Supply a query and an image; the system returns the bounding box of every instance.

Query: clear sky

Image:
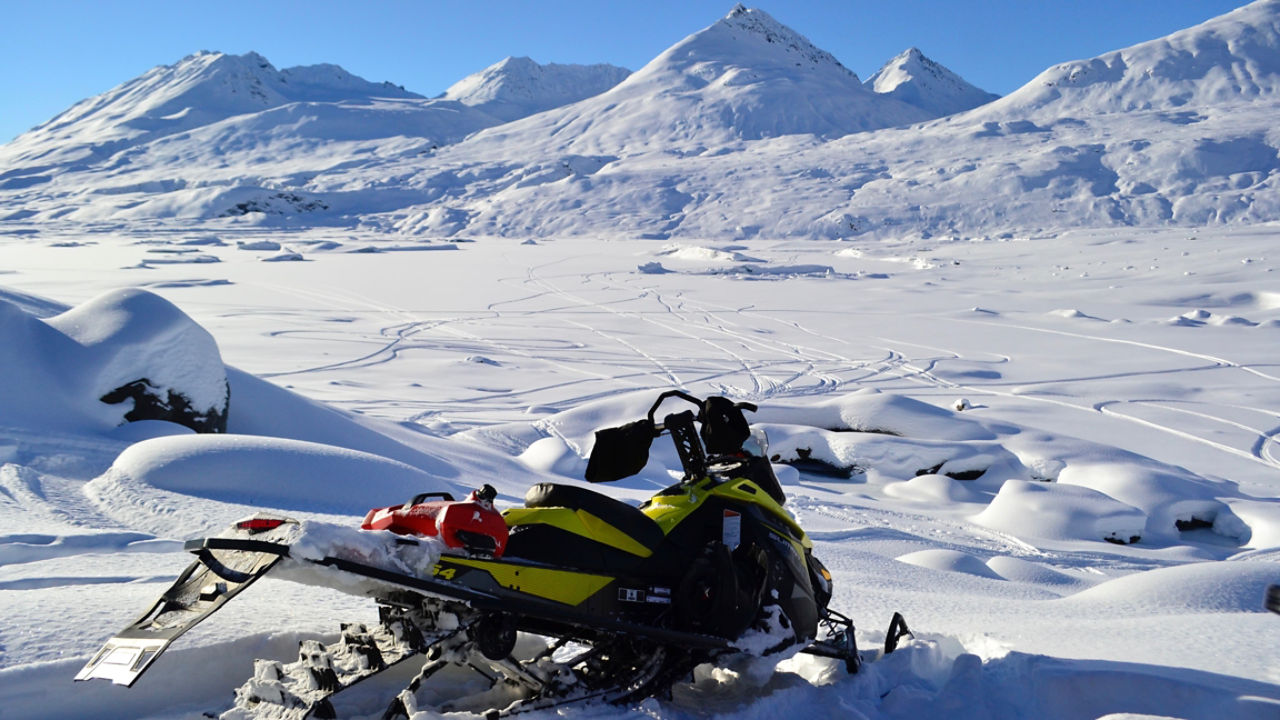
[0,0,1251,143]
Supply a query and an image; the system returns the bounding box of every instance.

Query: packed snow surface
[1,2,1280,720]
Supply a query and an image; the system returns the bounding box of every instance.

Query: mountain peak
[711,5,853,76]
[866,47,999,116]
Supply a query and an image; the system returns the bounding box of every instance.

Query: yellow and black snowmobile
[76,391,909,718]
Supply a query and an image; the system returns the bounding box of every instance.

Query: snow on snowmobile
[76,390,910,718]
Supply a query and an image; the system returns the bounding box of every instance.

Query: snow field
[0,223,1276,719]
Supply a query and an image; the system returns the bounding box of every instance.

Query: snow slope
[978,0,1280,120]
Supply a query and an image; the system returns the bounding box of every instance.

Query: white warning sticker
[722,509,741,551]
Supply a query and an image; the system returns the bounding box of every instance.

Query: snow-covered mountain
[982,0,1280,119]
[0,51,423,168]
[465,5,935,155]
[442,56,631,122]
[377,0,1280,238]
[0,51,634,223]
[866,47,999,116]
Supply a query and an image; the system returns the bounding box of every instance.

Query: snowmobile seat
[501,483,666,574]
[523,483,664,552]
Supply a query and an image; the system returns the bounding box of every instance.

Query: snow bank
[225,367,462,480]
[755,390,995,442]
[1057,560,1278,614]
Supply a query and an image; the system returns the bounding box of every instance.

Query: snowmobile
[76,390,910,718]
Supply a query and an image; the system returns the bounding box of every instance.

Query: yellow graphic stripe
[446,557,613,606]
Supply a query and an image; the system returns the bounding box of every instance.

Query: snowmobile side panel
[641,477,791,535]
[439,556,615,606]
[316,553,730,650]
[708,479,810,549]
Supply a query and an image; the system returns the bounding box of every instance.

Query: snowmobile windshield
[741,428,769,458]
[736,429,785,506]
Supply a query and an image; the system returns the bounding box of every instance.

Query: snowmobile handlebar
[585,391,757,484]
[645,390,757,430]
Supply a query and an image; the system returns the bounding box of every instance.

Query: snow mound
[985,555,1083,586]
[657,244,763,262]
[223,367,462,479]
[518,436,586,478]
[0,288,227,434]
[763,412,1009,481]
[896,548,1003,579]
[755,389,995,441]
[1058,462,1247,542]
[884,473,985,503]
[86,434,453,538]
[973,480,1147,544]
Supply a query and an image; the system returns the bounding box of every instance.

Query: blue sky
[0,0,1250,143]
